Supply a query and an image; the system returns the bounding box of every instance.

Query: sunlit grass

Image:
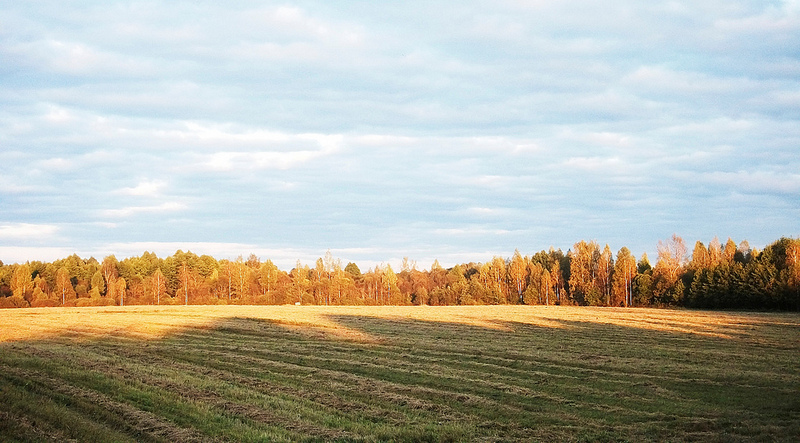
[1,306,798,441]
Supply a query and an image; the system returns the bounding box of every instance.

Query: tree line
[0,236,798,310]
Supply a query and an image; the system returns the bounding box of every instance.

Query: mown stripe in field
[0,347,309,442]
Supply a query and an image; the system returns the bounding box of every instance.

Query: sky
[1,1,799,270]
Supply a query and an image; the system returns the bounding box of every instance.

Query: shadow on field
[1,308,799,442]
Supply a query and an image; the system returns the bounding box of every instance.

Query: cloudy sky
[1,1,798,270]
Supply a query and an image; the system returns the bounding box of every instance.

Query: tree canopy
[1,236,798,310]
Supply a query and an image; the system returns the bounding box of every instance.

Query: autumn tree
[218,260,234,301]
[345,262,361,278]
[653,234,687,304]
[232,256,253,302]
[722,238,738,264]
[708,237,722,267]
[691,241,710,271]
[291,261,310,304]
[444,265,467,305]
[178,262,192,305]
[329,261,356,305]
[736,240,753,263]
[597,245,614,305]
[612,247,636,307]
[474,261,500,304]
[246,253,260,269]
[569,240,601,305]
[384,264,404,304]
[309,258,322,304]
[508,250,527,303]
[101,255,119,301]
[787,239,800,308]
[257,259,280,301]
[550,261,564,304]
[522,262,538,305]
[90,270,105,299]
[147,268,167,305]
[488,256,510,303]
[30,275,50,306]
[56,266,76,305]
[10,263,33,304]
[115,277,127,306]
[541,267,553,305]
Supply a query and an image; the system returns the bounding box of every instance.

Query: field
[0,306,798,442]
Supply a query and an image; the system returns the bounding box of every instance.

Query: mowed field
[0,306,798,442]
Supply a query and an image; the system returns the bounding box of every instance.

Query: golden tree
[691,241,709,270]
[612,247,636,307]
[11,263,33,302]
[147,268,167,305]
[508,250,527,303]
[569,240,601,305]
[597,244,614,305]
[56,266,76,305]
[653,234,687,303]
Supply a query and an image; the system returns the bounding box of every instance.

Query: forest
[1,236,798,310]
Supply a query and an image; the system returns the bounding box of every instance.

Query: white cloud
[200,149,329,172]
[0,223,59,240]
[39,157,76,172]
[0,246,76,265]
[465,207,512,217]
[622,66,759,98]
[8,39,157,77]
[116,180,166,197]
[99,202,187,218]
[249,6,363,45]
[713,3,800,34]
[563,156,626,172]
[0,177,39,194]
[699,171,800,194]
[434,227,514,236]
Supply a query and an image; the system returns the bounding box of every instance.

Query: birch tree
[56,266,76,305]
[149,268,167,305]
[597,244,613,305]
[612,247,636,307]
[508,250,527,303]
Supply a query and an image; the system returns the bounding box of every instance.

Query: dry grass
[1,305,798,441]
[0,304,782,342]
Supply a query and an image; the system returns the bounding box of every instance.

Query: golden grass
[1,304,792,343]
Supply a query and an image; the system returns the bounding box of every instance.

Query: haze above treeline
[2,235,798,311]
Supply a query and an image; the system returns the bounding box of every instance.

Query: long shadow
[0,308,798,442]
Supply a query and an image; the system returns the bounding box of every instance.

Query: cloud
[99,202,187,218]
[6,38,158,78]
[433,227,514,236]
[199,148,332,172]
[0,223,59,240]
[622,66,759,99]
[116,180,166,197]
[694,170,800,195]
[563,156,626,172]
[38,157,76,172]
[0,177,39,194]
[0,247,76,265]
[0,1,797,268]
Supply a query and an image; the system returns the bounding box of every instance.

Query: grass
[0,305,798,442]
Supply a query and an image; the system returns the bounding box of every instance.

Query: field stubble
[0,305,798,442]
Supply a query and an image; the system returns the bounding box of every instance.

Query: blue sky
[1,1,799,270]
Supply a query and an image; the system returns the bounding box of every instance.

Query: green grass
[0,306,798,441]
